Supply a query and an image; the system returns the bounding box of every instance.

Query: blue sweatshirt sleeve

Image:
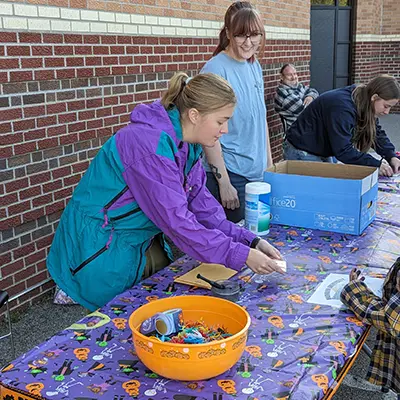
[122,154,250,271]
[326,106,381,167]
[374,119,397,161]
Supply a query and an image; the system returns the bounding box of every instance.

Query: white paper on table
[306,273,384,308]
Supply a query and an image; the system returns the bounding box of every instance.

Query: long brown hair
[213,2,265,63]
[161,72,236,114]
[213,1,253,57]
[352,74,400,152]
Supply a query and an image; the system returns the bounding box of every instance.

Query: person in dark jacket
[283,74,400,177]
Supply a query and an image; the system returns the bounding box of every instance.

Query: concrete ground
[1,115,399,399]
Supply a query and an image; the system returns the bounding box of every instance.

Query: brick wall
[352,0,400,112]
[0,0,311,312]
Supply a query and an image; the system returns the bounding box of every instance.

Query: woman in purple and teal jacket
[47,72,283,311]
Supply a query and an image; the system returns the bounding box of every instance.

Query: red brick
[0,131,16,145]
[87,119,103,129]
[75,45,93,55]
[29,171,51,185]
[112,66,127,75]
[84,35,100,44]
[35,70,56,80]
[15,266,36,282]
[1,192,18,207]
[0,122,12,135]
[6,178,29,193]
[0,58,19,69]
[87,98,103,108]
[45,201,65,215]
[78,130,96,141]
[64,34,83,44]
[47,103,67,114]
[7,46,31,56]
[8,200,31,216]
[7,282,27,297]
[24,105,46,118]
[25,249,46,266]
[14,142,37,156]
[0,33,17,43]
[24,128,46,142]
[0,146,13,158]
[85,56,102,66]
[38,138,59,150]
[13,119,36,132]
[13,243,36,260]
[78,110,95,120]
[27,271,49,288]
[43,33,63,43]
[52,166,72,179]
[72,161,90,173]
[56,69,76,79]
[22,207,45,223]
[54,187,73,200]
[0,253,12,266]
[76,68,94,78]
[9,70,33,82]
[47,125,67,137]
[0,276,14,291]
[0,108,22,122]
[104,97,118,106]
[127,66,140,74]
[20,186,42,200]
[95,67,111,76]
[68,121,85,133]
[32,45,53,56]
[64,174,81,186]
[1,260,24,278]
[67,100,85,111]
[37,115,57,128]
[45,58,65,68]
[32,193,53,207]
[58,112,77,124]
[93,46,110,55]
[43,180,63,193]
[60,133,78,145]
[54,45,74,55]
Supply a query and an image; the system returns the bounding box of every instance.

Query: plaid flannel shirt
[274,83,319,129]
[341,259,400,392]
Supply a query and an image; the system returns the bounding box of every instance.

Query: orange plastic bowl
[129,295,250,381]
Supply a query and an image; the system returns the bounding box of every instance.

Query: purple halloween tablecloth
[1,182,400,400]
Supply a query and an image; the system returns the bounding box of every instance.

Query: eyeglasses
[233,33,263,45]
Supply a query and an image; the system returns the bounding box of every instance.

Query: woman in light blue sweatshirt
[201,2,272,223]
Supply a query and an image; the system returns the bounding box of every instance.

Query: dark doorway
[310,0,353,93]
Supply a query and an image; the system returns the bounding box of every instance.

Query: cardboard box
[264,161,378,235]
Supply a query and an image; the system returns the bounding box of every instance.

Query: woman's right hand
[246,248,286,275]
[379,159,394,177]
[218,180,240,210]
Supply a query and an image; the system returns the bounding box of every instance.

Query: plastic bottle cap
[245,182,271,195]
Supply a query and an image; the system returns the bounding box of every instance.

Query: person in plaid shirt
[274,64,319,130]
[341,260,400,396]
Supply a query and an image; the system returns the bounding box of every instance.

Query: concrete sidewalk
[1,114,399,399]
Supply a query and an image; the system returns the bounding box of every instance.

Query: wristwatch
[250,236,262,249]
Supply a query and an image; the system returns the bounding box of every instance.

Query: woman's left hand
[349,268,365,282]
[390,157,400,174]
[256,238,283,260]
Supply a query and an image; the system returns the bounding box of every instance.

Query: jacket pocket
[70,245,108,276]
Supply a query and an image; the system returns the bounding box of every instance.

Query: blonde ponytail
[161,72,236,115]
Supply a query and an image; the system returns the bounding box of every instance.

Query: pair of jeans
[206,170,250,223]
[283,139,336,163]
